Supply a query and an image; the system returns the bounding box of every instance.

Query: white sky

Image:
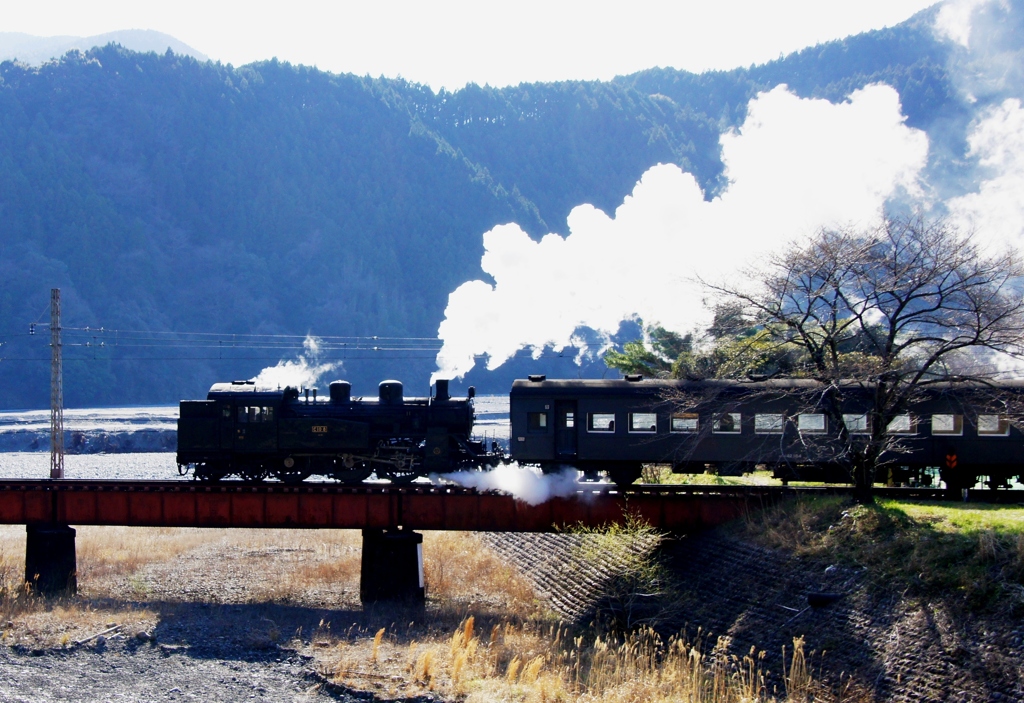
[3,0,938,90]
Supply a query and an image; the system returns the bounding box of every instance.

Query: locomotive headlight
[283,457,295,468]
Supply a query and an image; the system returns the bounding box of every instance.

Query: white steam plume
[931,0,1024,251]
[932,0,1023,102]
[934,0,992,48]
[251,335,339,390]
[435,84,928,379]
[947,98,1024,248]
[436,464,582,506]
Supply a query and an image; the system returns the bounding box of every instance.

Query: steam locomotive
[176,378,500,483]
[177,375,1024,489]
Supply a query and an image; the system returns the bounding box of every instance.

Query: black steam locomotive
[176,378,499,483]
[508,376,1024,490]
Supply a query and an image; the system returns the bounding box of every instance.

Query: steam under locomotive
[177,376,1024,489]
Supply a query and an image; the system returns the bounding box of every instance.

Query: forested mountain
[0,30,208,66]
[0,8,967,408]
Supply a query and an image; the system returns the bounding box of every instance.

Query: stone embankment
[487,527,1024,702]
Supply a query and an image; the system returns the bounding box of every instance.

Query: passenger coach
[508,375,1024,489]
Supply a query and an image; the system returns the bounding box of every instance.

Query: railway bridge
[0,480,980,601]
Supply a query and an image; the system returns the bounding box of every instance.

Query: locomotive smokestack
[329,380,352,404]
[435,379,450,402]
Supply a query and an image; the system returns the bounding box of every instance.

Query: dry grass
[325,616,856,703]
[424,532,539,614]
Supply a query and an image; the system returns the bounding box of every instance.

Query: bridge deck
[0,481,1009,532]
[0,480,779,532]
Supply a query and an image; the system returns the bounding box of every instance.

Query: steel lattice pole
[50,288,64,479]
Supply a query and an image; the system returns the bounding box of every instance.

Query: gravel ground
[0,640,339,703]
[0,532,454,703]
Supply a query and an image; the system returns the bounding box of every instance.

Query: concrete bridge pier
[25,524,77,596]
[360,527,424,604]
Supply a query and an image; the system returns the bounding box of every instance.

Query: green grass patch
[742,495,1024,613]
[644,466,783,486]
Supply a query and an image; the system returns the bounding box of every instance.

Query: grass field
[747,495,1024,612]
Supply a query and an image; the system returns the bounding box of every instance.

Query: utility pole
[50,288,64,479]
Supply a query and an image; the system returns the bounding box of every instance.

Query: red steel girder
[0,480,773,532]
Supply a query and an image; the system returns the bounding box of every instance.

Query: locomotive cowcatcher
[176,378,500,483]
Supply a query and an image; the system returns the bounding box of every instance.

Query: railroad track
[0,479,1019,503]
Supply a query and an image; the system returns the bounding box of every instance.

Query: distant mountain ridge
[0,30,208,65]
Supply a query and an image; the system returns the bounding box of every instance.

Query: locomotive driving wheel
[238,462,269,482]
[274,455,311,483]
[274,470,312,484]
[194,462,227,482]
[326,454,373,484]
[380,468,419,484]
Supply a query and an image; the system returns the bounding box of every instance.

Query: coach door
[555,401,578,460]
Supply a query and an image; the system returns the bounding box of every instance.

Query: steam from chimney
[251,335,339,389]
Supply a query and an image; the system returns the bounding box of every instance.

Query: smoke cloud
[435,84,928,379]
[934,0,991,47]
[251,335,339,390]
[931,0,1024,251]
[947,98,1024,248]
[436,464,582,506]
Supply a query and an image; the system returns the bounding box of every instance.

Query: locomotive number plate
[311,425,329,434]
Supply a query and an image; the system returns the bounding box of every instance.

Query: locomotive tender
[176,378,499,483]
[509,375,1024,490]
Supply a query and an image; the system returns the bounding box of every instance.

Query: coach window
[238,407,249,423]
[842,413,870,433]
[588,413,616,433]
[754,413,785,434]
[629,413,658,433]
[931,414,962,435]
[713,413,741,434]
[671,413,698,433]
[887,414,915,434]
[798,413,826,434]
[527,412,549,432]
[977,414,1010,436]
[564,412,575,428]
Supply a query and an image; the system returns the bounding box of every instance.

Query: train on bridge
[177,376,1024,490]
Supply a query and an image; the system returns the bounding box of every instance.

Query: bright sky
[3,0,938,90]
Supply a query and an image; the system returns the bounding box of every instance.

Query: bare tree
[705,215,1024,501]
